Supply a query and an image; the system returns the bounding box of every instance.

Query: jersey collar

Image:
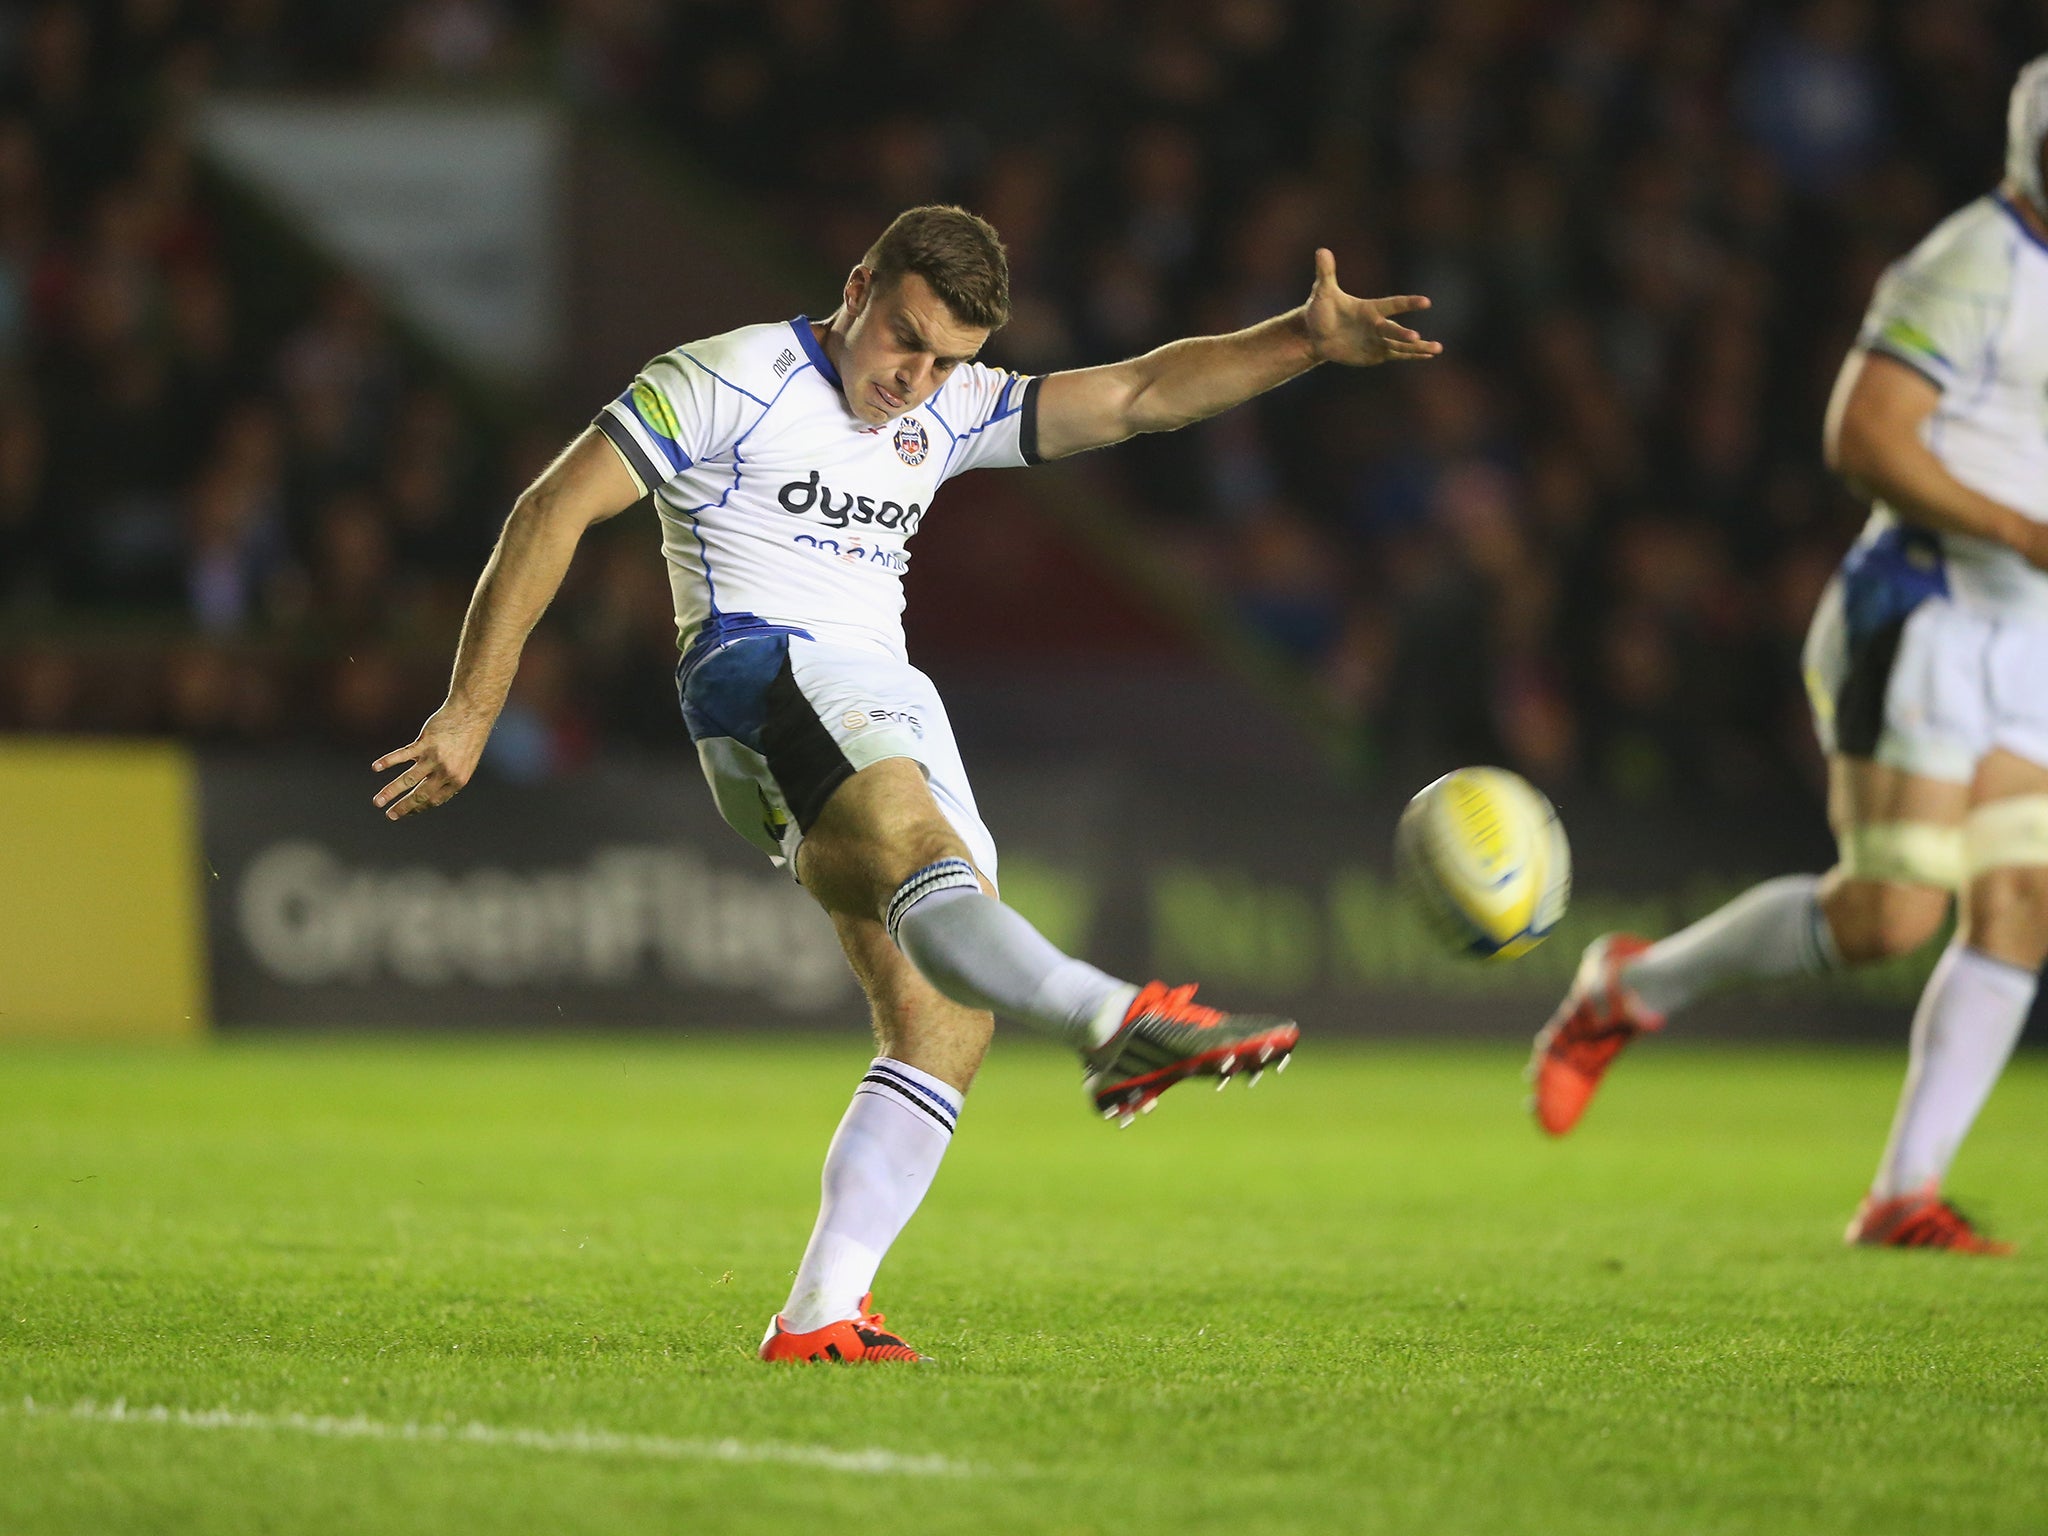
[1992,189,2048,257]
[791,317,842,387]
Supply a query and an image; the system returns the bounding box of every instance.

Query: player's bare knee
[891,820,973,883]
[1821,875,1947,963]
[832,906,993,1088]
[1867,885,1948,960]
[799,759,974,917]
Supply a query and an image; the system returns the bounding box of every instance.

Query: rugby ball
[1394,767,1571,961]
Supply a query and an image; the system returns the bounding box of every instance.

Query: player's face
[839,268,990,424]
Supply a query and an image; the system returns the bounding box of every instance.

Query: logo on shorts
[893,419,929,466]
[840,706,922,735]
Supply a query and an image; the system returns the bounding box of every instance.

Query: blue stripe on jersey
[618,386,696,473]
[790,317,841,386]
[693,525,721,617]
[1994,190,2048,258]
[932,376,1030,471]
[666,356,818,623]
[675,351,772,409]
[1866,340,1948,392]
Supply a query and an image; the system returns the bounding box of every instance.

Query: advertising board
[195,755,1947,1040]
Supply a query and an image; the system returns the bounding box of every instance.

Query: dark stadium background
[2,0,2041,1040]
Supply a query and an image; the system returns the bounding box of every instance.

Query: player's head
[835,205,1009,424]
[2007,55,2048,214]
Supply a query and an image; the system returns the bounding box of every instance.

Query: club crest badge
[893,419,929,466]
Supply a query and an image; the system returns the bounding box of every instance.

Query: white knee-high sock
[885,858,1137,1052]
[1872,943,2036,1200]
[1619,874,1842,1019]
[779,1058,960,1333]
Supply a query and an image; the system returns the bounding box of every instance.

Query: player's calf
[1960,859,2048,972]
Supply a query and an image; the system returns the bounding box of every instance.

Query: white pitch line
[10,1397,981,1479]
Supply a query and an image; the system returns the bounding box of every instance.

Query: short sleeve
[928,364,1042,481]
[1857,215,2012,392]
[593,349,752,496]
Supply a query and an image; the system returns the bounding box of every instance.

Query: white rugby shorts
[677,632,998,886]
[1805,558,2048,783]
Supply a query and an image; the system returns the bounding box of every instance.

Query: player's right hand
[372,705,491,821]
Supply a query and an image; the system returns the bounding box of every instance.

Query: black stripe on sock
[859,1074,956,1133]
[884,857,979,940]
[884,860,970,921]
[866,1062,960,1127]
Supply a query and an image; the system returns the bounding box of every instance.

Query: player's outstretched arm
[372,427,640,821]
[1032,248,1439,461]
[1825,348,2048,569]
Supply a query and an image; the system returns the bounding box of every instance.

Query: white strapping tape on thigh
[1839,821,1964,889]
[1964,795,2048,874]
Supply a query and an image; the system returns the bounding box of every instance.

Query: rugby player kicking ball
[373,206,1438,1359]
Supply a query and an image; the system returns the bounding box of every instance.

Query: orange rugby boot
[757,1293,927,1363]
[1084,981,1299,1127]
[1845,1186,2014,1255]
[1528,933,1663,1136]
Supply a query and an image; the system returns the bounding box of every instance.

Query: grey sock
[886,859,1136,1050]
[1622,873,1840,1018]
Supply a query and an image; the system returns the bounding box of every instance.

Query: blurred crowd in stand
[614,0,2042,801]
[2,0,2043,803]
[0,0,683,776]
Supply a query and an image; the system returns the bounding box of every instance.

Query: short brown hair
[863,205,1010,330]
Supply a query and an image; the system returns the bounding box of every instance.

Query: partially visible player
[371,206,1439,1358]
[1531,57,2048,1254]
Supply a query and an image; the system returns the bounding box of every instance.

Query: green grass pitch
[4,1035,2046,1535]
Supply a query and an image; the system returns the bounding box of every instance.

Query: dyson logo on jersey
[777,471,925,533]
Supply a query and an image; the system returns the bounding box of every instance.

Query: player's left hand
[1302,248,1441,367]
[371,705,491,821]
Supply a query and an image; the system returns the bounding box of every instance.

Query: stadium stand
[4,0,2043,806]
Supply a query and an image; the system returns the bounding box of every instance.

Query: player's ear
[846,265,873,315]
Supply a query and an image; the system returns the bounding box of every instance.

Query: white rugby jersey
[594,318,1041,666]
[1857,192,2048,617]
